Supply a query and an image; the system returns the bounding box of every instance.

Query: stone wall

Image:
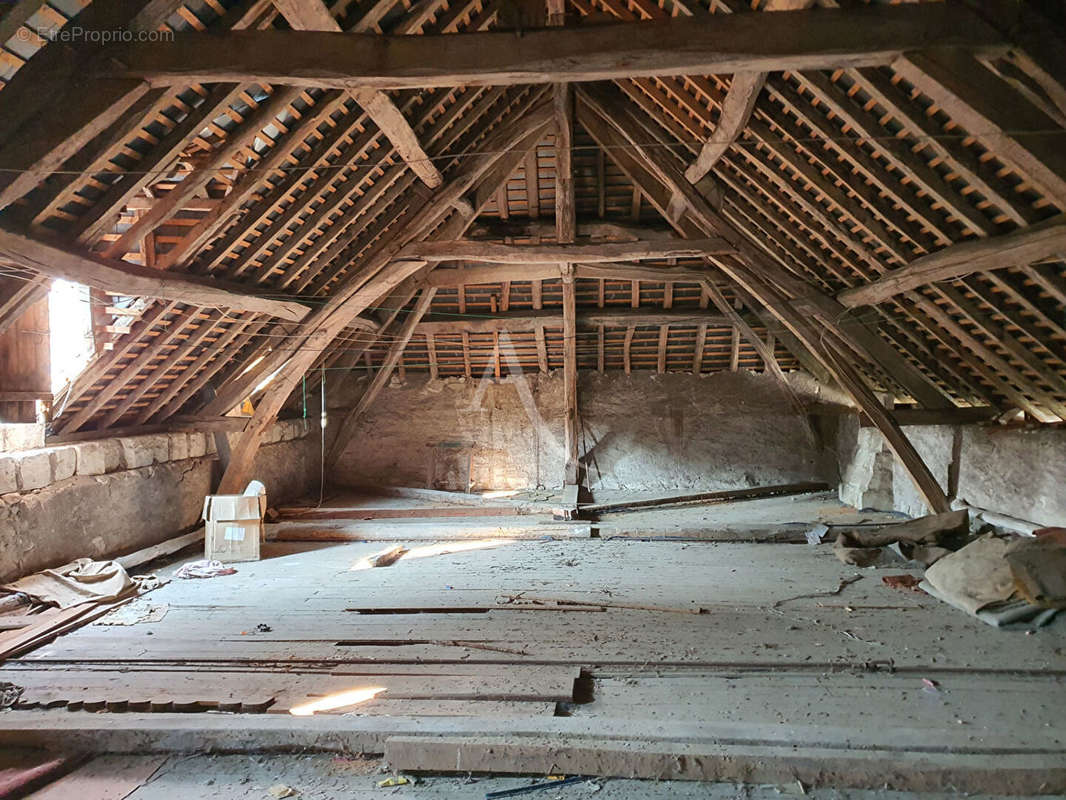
[331,370,841,493]
[836,416,1066,526]
[0,419,316,582]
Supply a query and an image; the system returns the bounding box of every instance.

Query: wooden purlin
[839,216,1066,308]
[0,227,311,321]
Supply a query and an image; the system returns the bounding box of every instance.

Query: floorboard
[0,496,1061,791]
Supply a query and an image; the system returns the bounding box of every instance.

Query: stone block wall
[836,416,1066,526]
[0,419,316,582]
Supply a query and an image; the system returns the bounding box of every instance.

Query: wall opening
[48,280,94,394]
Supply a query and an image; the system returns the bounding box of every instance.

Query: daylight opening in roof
[48,280,93,394]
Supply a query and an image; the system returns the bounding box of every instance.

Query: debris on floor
[485,776,586,798]
[882,574,923,592]
[804,524,828,545]
[95,600,169,626]
[1,557,146,608]
[174,560,238,580]
[268,783,299,798]
[368,545,409,568]
[920,532,1064,628]
[772,574,862,607]
[0,682,23,709]
[1006,527,1066,608]
[833,509,970,568]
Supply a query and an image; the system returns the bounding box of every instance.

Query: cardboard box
[202,492,266,562]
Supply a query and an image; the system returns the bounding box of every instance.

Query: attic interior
[0,0,1065,794]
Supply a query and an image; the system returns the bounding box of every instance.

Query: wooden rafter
[326,287,437,465]
[893,49,1066,210]
[0,0,189,212]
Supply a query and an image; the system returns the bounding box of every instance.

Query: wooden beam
[327,288,437,465]
[468,219,678,242]
[425,259,728,287]
[838,215,1066,308]
[401,238,733,263]
[415,308,738,334]
[271,0,444,188]
[562,271,579,485]
[685,71,766,184]
[699,278,784,380]
[554,85,576,246]
[893,49,1066,209]
[0,228,311,322]
[103,4,1006,90]
[857,406,998,428]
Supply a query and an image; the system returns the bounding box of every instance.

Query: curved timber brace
[575,84,951,514]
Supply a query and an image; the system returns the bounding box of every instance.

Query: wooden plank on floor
[382,734,1066,793]
[267,521,593,541]
[2,665,580,710]
[582,482,830,514]
[277,506,531,520]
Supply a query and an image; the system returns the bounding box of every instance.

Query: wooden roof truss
[0,0,1063,503]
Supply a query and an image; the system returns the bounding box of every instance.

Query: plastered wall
[331,370,841,493]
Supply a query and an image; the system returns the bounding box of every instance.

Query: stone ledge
[0,419,311,497]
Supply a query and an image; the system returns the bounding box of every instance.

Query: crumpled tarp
[2,558,137,609]
[922,533,1016,615]
[1006,528,1066,609]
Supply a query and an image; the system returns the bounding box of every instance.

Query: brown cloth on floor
[923,533,1016,615]
[1006,528,1066,609]
[2,558,137,609]
[834,509,969,567]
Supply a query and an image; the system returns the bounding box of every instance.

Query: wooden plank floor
[0,498,1063,791]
